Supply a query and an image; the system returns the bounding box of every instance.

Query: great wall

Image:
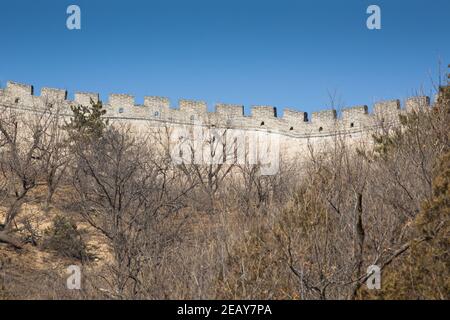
[0,80,434,166]
[0,80,433,132]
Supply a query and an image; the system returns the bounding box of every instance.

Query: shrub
[42,215,91,262]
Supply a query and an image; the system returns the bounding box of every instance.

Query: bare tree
[72,124,194,298]
[0,106,52,241]
[38,105,71,209]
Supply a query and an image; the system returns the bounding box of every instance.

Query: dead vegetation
[0,81,449,300]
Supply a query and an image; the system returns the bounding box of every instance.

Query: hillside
[0,83,449,300]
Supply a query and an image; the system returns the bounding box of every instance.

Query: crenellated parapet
[0,80,433,137]
[215,103,244,117]
[109,94,135,110]
[374,99,401,119]
[251,106,277,118]
[405,96,430,112]
[179,99,208,117]
[283,109,308,123]
[75,92,99,106]
[6,81,34,96]
[144,96,170,110]
[341,105,368,128]
[41,87,67,102]
[5,81,34,105]
[311,109,337,123]
[342,105,368,120]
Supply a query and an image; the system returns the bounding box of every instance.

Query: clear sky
[0,0,449,115]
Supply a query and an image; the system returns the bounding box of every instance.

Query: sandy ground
[0,186,114,298]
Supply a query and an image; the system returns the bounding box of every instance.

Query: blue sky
[0,0,449,115]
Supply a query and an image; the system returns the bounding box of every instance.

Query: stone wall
[0,80,432,138]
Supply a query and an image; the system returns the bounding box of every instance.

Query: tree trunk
[44,185,55,211]
[350,192,365,299]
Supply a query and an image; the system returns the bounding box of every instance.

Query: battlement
[5,81,34,105]
[109,94,135,109]
[405,96,431,112]
[179,99,208,115]
[144,96,170,110]
[6,81,34,96]
[283,108,308,124]
[0,80,433,137]
[251,106,277,118]
[215,103,244,117]
[41,87,67,102]
[342,105,368,119]
[75,92,99,106]
[374,99,400,115]
[311,109,337,123]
